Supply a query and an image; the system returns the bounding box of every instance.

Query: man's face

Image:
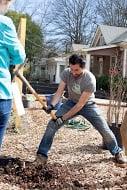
[70,64,84,78]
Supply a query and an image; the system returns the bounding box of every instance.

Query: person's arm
[3,18,26,65]
[43,80,66,114]
[62,91,92,121]
[51,80,66,107]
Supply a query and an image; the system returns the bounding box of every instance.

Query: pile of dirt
[0,107,127,189]
[0,156,91,189]
[0,156,127,190]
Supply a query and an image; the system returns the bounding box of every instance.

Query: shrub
[96,75,110,91]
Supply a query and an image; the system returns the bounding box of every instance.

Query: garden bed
[0,104,127,189]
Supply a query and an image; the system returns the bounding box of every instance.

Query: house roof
[111,31,127,44]
[71,43,88,51]
[82,44,118,52]
[91,25,127,47]
[99,25,127,44]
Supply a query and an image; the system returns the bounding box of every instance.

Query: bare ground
[0,103,127,190]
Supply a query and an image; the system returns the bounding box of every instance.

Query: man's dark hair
[69,54,86,68]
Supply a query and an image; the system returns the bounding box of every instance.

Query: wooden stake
[14,18,26,129]
[16,18,26,93]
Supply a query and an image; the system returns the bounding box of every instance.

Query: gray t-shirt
[61,68,96,103]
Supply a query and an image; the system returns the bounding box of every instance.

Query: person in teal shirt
[0,0,26,148]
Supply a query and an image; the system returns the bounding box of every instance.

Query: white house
[31,55,68,83]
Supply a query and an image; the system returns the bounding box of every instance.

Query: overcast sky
[11,0,51,14]
[11,1,52,27]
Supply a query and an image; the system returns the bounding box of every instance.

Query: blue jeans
[0,99,12,148]
[37,100,122,157]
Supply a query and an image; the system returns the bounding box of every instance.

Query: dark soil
[0,104,127,190]
[0,156,127,190]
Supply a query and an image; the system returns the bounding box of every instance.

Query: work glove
[43,104,54,114]
[53,116,65,127]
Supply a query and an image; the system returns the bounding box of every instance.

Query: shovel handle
[16,72,57,120]
[12,59,28,81]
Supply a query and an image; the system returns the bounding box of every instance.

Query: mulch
[0,103,127,190]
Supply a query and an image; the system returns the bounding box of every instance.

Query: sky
[10,0,53,28]
[9,0,98,48]
[10,0,56,44]
[11,0,51,15]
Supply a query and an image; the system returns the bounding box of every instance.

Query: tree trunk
[120,111,127,155]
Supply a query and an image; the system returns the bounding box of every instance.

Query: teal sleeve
[3,19,26,65]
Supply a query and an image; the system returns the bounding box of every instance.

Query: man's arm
[51,80,66,107]
[62,91,92,121]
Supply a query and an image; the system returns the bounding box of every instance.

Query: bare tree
[11,0,96,53]
[11,0,53,30]
[11,0,57,56]
[48,0,96,51]
[97,0,127,26]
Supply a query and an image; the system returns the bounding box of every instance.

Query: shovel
[13,65,57,120]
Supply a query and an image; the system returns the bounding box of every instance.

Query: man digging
[35,54,127,167]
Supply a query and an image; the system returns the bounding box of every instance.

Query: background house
[83,25,127,78]
[30,56,68,83]
[71,44,88,52]
[30,25,127,85]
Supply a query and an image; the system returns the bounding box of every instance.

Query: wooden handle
[16,72,57,120]
[12,59,28,81]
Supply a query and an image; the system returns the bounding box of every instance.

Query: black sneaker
[115,151,127,167]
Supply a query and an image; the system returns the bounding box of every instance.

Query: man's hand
[43,104,54,114]
[53,116,64,127]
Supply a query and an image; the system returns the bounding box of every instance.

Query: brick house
[83,25,127,78]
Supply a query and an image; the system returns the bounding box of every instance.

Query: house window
[111,56,117,67]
